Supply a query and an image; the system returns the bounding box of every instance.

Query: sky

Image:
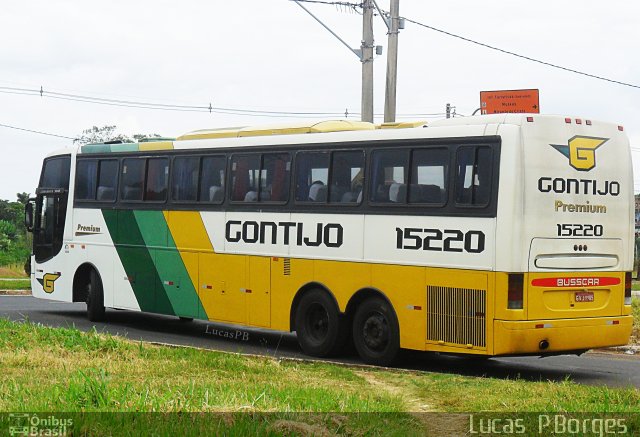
[1,0,639,200]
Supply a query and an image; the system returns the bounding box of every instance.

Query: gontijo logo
[550,136,609,171]
[36,273,61,293]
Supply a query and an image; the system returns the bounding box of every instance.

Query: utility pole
[384,0,400,123]
[361,0,374,123]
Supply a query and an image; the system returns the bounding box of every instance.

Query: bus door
[28,155,71,299]
[32,155,71,264]
[33,189,68,263]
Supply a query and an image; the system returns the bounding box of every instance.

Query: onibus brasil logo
[36,273,61,294]
[550,135,609,171]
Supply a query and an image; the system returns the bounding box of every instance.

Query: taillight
[508,274,524,309]
[624,272,632,305]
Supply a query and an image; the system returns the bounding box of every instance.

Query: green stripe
[134,211,205,318]
[102,210,172,315]
[102,209,206,319]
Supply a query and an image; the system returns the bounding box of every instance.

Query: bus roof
[72,114,624,155]
[176,120,376,141]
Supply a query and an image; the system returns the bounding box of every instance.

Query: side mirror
[24,201,34,232]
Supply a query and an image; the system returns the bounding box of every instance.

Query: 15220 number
[395,228,485,253]
[556,224,603,237]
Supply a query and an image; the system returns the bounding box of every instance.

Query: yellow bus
[26,115,634,365]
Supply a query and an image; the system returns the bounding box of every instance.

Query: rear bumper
[493,316,633,356]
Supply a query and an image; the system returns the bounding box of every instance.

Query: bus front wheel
[295,289,347,357]
[86,269,106,322]
[352,297,400,366]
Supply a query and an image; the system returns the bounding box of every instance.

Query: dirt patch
[357,370,431,413]
[268,420,332,437]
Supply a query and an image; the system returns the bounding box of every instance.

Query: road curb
[599,345,640,356]
[0,290,31,296]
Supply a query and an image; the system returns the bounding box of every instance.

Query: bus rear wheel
[295,289,347,357]
[352,297,400,366]
[86,269,105,322]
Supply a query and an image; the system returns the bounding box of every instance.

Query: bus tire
[295,289,346,357]
[352,296,400,366]
[86,269,106,322]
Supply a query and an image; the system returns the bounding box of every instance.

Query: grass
[0,263,28,278]
[0,279,31,291]
[0,318,639,435]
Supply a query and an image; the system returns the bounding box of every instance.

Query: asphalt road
[1,295,638,388]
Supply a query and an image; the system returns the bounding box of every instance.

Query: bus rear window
[40,156,71,189]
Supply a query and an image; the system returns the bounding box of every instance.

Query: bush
[0,220,17,241]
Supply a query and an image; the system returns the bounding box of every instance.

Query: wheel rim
[304,303,329,343]
[361,311,389,351]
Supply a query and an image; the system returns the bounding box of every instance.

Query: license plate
[575,291,594,302]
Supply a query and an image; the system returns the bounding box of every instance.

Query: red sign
[531,277,620,288]
[480,89,540,114]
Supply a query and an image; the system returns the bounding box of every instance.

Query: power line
[290,0,361,8]
[297,0,640,89]
[0,85,443,119]
[402,18,640,90]
[0,122,76,141]
[0,86,338,116]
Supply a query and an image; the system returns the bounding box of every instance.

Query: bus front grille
[426,286,486,348]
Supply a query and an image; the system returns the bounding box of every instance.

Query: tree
[73,125,162,145]
[16,192,31,205]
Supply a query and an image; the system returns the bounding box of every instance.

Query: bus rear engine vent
[426,286,486,348]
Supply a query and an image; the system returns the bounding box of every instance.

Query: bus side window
[330,150,364,204]
[409,148,448,205]
[145,158,169,202]
[261,153,290,202]
[75,160,98,200]
[230,155,260,202]
[200,156,226,203]
[369,149,409,203]
[172,156,199,202]
[455,146,492,206]
[96,160,118,201]
[121,158,145,201]
[295,152,329,203]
